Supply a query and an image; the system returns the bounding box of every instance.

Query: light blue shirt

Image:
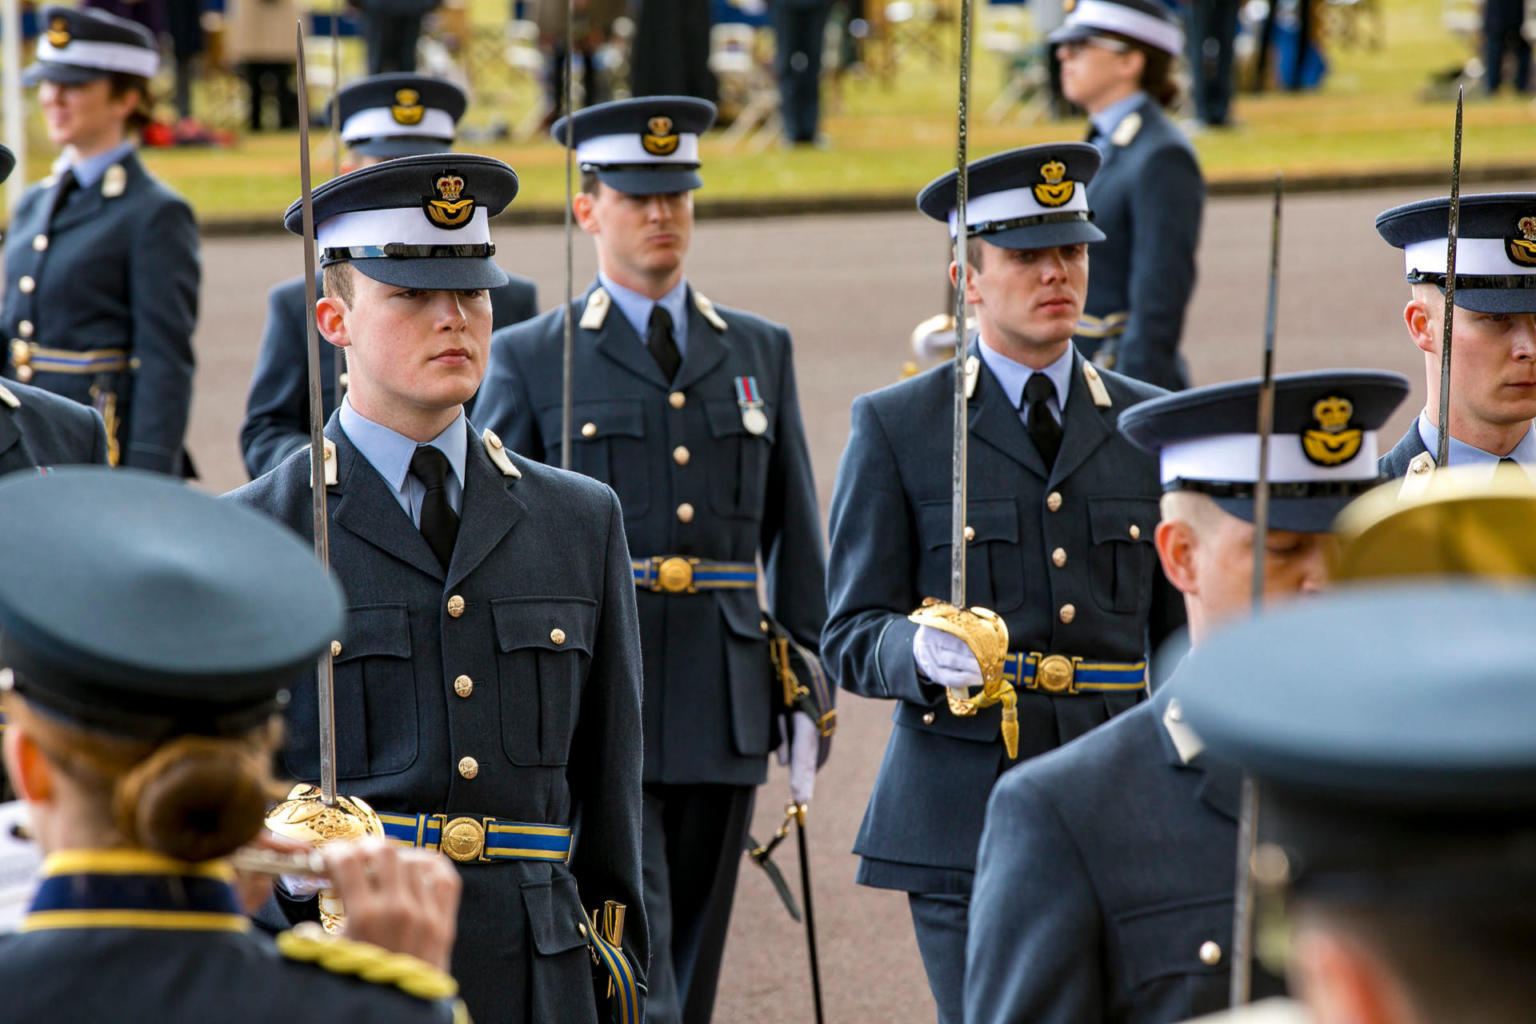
[68,142,136,189]
[977,336,1073,426]
[1089,91,1148,154]
[599,272,690,358]
[339,396,467,523]
[1416,411,1536,470]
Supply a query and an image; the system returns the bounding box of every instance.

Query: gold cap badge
[1032,159,1076,208]
[391,88,424,126]
[46,16,70,47]
[1507,215,1536,267]
[423,172,475,229]
[1301,395,1363,467]
[642,115,680,157]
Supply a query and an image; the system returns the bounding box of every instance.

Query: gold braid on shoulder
[276,924,465,1006]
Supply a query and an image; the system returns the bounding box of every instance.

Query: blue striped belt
[9,341,130,375]
[1002,652,1147,695]
[1076,312,1129,339]
[377,811,572,864]
[632,556,757,594]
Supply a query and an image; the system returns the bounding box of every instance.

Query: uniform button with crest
[17,321,32,339]
[454,675,474,698]
[1199,940,1222,966]
[1046,491,1063,512]
[669,391,686,409]
[458,756,479,780]
[17,276,34,294]
[1052,547,1067,568]
[31,235,47,253]
[1059,603,1076,624]
[447,594,465,618]
[14,364,32,383]
[1129,523,1141,540]
[581,422,597,438]
[677,502,695,523]
[550,628,566,646]
[922,711,936,725]
[673,445,690,466]
[963,525,975,542]
[330,640,342,657]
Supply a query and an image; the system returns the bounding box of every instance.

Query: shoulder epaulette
[276,924,461,1005]
[1397,451,1436,499]
[580,287,611,330]
[482,428,521,478]
[1081,362,1112,408]
[0,382,18,409]
[693,291,728,332]
[308,439,338,488]
[1111,110,1142,147]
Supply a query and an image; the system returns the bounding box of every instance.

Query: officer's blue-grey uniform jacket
[966,690,1285,1024]
[241,271,540,478]
[2,149,199,474]
[1078,96,1203,391]
[474,281,828,786]
[823,343,1185,894]
[0,378,109,477]
[230,416,648,1024]
[1378,421,1428,478]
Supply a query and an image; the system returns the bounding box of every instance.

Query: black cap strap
[1407,270,1536,290]
[967,209,1095,239]
[1167,477,1384,500]
[321,242,497,261]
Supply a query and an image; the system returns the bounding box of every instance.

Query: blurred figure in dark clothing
[631,0,718,102]
[1186,0,1240,126]
[773,0,832,144]
[1483,0,1531,94]
[357,0,437,73]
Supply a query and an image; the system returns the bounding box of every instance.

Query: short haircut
[322,262,354,308]
[1103,31,1180,108]
[107,72,152,134]
[966,235,987,271]
[579,168,601,196]
[1159,489,1223,535]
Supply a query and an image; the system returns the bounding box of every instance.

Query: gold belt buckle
[655,556,696,593]
[1035,654,1077,695]
[439,815,488,863]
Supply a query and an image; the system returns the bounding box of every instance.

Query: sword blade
[794,806,826,1024]
[558,0,575,471]
[296,23,338,807]
[947,0,974,708]
[1436,87,1464,469]
[330,8,347,406]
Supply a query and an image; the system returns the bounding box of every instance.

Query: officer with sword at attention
[229,151,648,1024]
[822,142,1185,1024]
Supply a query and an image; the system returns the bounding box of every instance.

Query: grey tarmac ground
[176,185,1441,1022]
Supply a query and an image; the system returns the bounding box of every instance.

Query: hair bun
[113,735,271,863]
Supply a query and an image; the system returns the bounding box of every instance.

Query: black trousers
[1484,0,1531,93]
[241,61,299,132]
[641,782,755,1024]
[363,11,423,74]
[1185,0,1241,126]
[773,1,833,143]
[630,0,717,102]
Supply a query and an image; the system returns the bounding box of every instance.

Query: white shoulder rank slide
[964,355,980,399]
[0,382,18,409]
[693,292,728,332]
[483,429,522,477]
[309,439,338,488]
[580,287,611,330]
[1111,110,1143,147]
[1082,362,1113,408]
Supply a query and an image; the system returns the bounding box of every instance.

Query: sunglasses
[1058,35,1132,56]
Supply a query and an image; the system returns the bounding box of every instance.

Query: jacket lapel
[327,418,445,582]
[0,410,32,475]
[587,282,672,390]
[967,342,1049,479]
[1047,352,1113,485]
[669,290,727,393]
[444,428,526,590]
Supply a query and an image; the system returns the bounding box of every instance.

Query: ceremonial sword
[1230,173,1282,1008]
[558,0,575,470]
[330,2,347,408]
[1435,88,1464,470]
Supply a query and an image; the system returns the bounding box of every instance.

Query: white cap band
[317,206,491,250]
[1405,237,1536,278]
[36,37,158,78]
[1161,432,1381,485]
[575,133,700,167]
[948,183,1091,237]
[1065,0,1183,55]
[341,107,456,145]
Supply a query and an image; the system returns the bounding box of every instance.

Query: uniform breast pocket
[1112,896,1232,1018]
[541,399,651,518]
[493,597,597,766]
[917,497,1024,612]
[284,603,419,781]
[704,399,775,518]
[1088,497,1160,615]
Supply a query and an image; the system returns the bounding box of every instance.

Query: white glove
[912,625,983,689]
[775,710,822,805]
[268,829,328,899]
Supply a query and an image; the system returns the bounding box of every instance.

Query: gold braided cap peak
[277,923,463,1006]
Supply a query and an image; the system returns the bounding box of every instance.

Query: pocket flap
[544,399,646,442]
[335,604,411,663]
[1114,895,1231,986]
[704,398,776,442]
[520,874,592,956]
[1089,497,1159,545]
[492,597,597,655]
[717,591,770,641]
[918,496,1020,550]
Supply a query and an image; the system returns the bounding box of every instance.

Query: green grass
[10,0,1534,221]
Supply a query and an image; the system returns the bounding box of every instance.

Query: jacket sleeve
[125,194,199,473]
[822,395,942,707]
[84,404,110,465]
[566,486,649,1009]
[473,328,546,462]
[966,770,1104,1024]
[241,284,314,479]
[1114,143,1203,390]
[490,278,540,330]
[760,327,828,655]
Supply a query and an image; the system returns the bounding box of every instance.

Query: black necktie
[410,445,459,570]
[47,169,77,221]
[647,305,681,381]
[1024,373,1063,468]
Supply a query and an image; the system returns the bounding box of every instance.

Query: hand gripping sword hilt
[264,783,387,933]
[907,598,1020,758]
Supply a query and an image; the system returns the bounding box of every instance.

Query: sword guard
[264,783,386,934]
[908,598,1012,715]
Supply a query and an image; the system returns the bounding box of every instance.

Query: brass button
[16,320,32,339]
[454,675,474,698]
[673,445,690,466]
[1046,491,1063,512]
[9,339,27,365]
[676,502,695,523]
[668,391,686,409]
[963,525,975,542]
[487,433,503,450]
[31,234,47,252]
[1052,547,1067,568]
[1129,523,1141,540]
[1059,603,1076,624]
[447,595,466,618]
[1167,698,1183,723]
[922,711,936,725]
[577,922,588,939]
[581,422,597,438]
[550,628,566,645]
[330,640,342,657]
[759,618,770,634]
[1199,940,1222,966]
[15,365,32,383]
[458,756,479,779]
[17,276,34,294]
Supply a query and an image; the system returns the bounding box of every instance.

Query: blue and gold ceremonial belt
[20,849,248,933]
[1002,652,1147,696]
[377,811,572,865]
[1075,312,1129,339]
[632,556,757,594]
[9,343,130,374]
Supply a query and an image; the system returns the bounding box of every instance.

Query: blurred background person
[358,0,438,73]
[1482,0,1531,95]
[1185,0,1241,128]
[226,0,300,132]
[631,0,718,102]
[773,0,834,146]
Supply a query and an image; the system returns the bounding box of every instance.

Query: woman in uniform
[2,6,198,474]
[1052,0,1204,391]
